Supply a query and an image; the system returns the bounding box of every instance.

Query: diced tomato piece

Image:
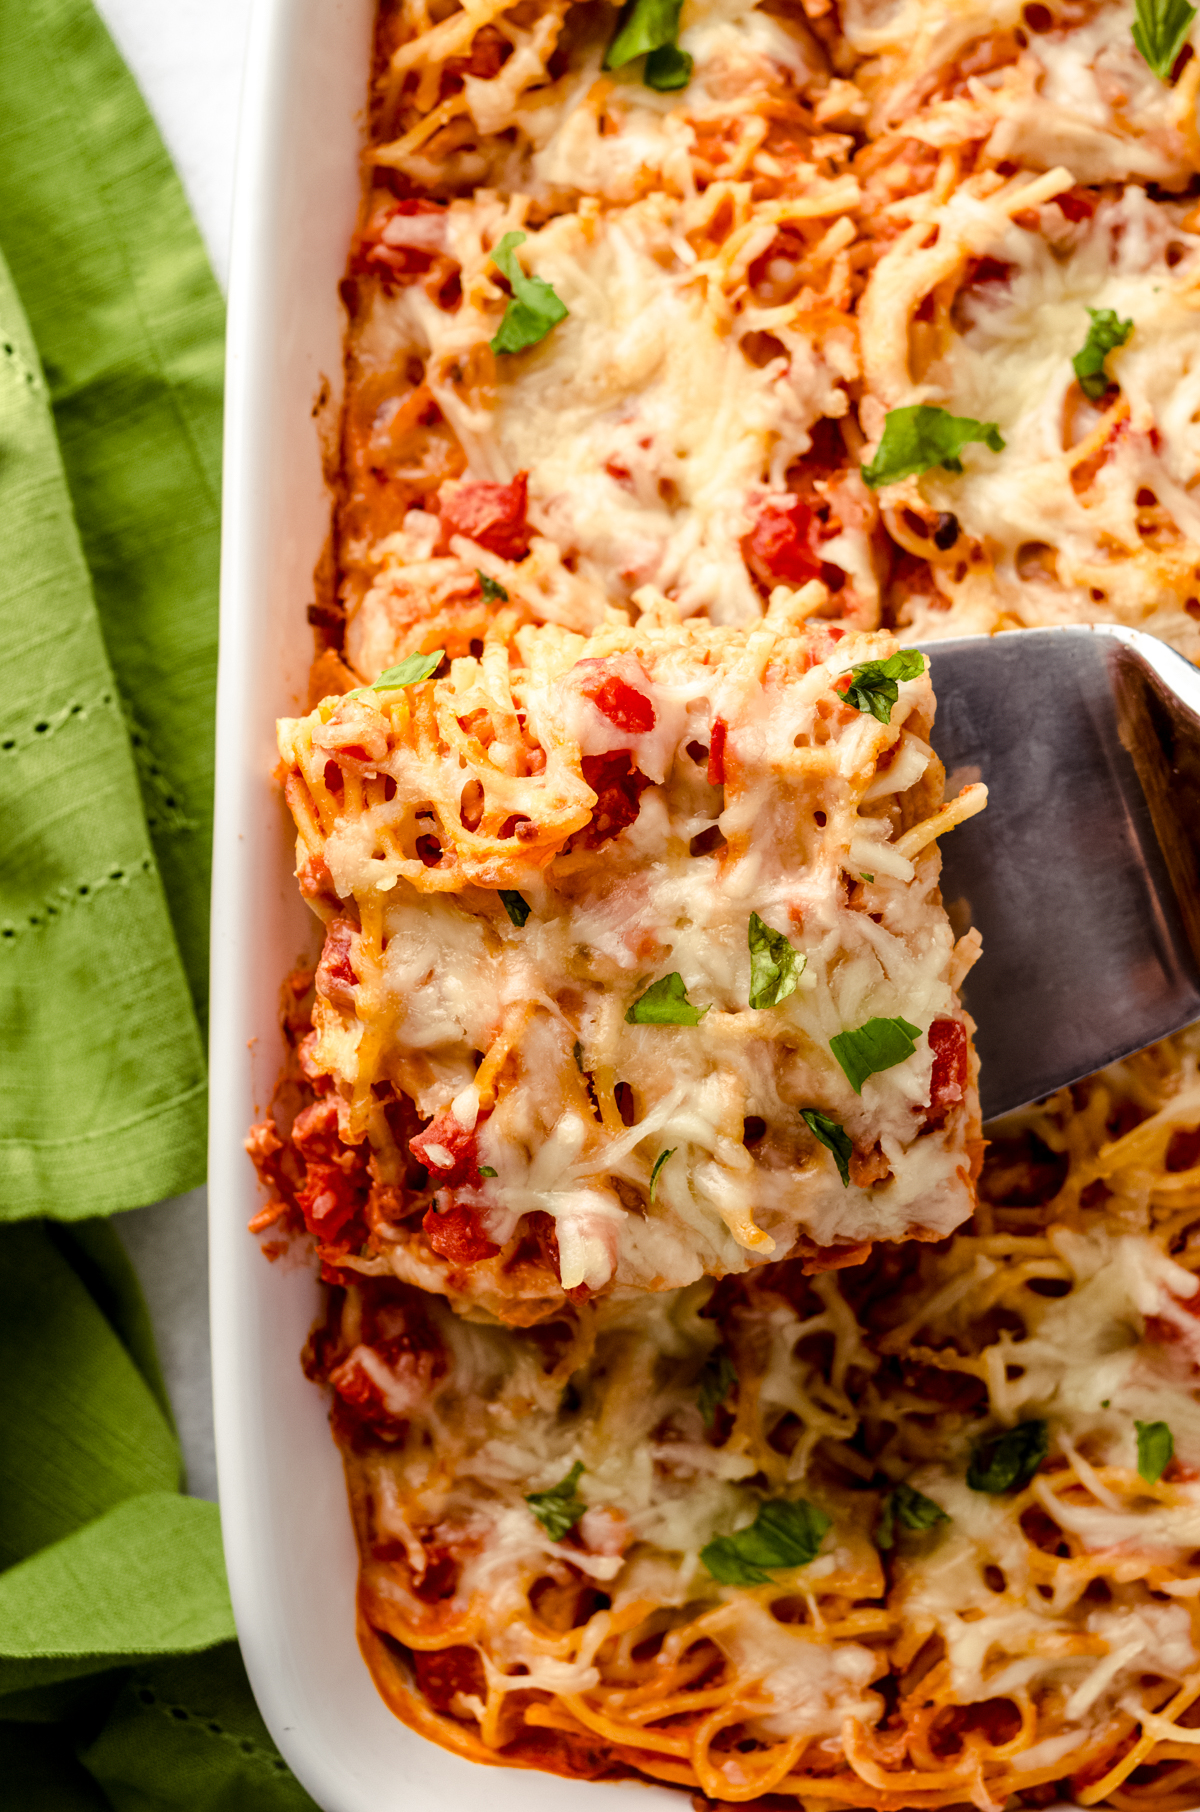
[413,1645,485,1710]
[446,22,510,79]
[315,917,357,1009]
[707,719,726,786]
[422,1203,500,1264]
[352,197,446,285]
[924,1018,968,1127]
[964,256,1015,288]
[440,473,530,560]
[295,1162,364,1240]
[412,1545,463,1604]
[291,1098,356,1170]
[1167,1127,1200,1173]
[744,495,823,589]
[330,1355,388,1416]
[1054,190,1094,222]
[409,1108,487,1187]
[576,661,656,733]
[932,1699,1021,1754]
[328,1355,408,1439]
[578,751,651,848]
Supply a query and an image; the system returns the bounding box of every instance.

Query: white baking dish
[209,1,676,1805]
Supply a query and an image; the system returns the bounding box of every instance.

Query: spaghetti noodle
[299,1031,1200,1811]
[251,0,1200,1800]
[271,618,984,1314]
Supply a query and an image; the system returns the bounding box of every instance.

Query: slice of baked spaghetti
[305,1028,1200,1809]
[263,616,985,1320]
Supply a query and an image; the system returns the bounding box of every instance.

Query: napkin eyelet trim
[133,1678,294,1774]
[0,689,117,758]
[0,337,42,393]
[0,852,155,943]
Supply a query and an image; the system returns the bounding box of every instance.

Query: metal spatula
[925,625,1200,1123]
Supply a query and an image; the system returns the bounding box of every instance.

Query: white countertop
[96,0,255,1501]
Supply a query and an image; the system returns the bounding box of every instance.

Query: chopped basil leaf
[1101,1399,1111,1409]
[830,1016,921,1094]
[859,873,874,884]
[605,0,678,62]
[861,405,1005,488]
[479,1166,498,1178]
[748,912,804,1009]
[370,649,444,690]
[478,570,509,602]
[626,972,708,1025]
[525,1461,587,1540]
[841,648,925,726]
[967,1420,1049,1494]
[499,890,530,927]
[1072,308,1133,401]
[1137,1418,1174,1483]
[702,1498,832,1586]
[800,1109,853,1188]
[649,1148,675,1202]
[698,1348,737,1427]
[489,231,568,355]
[876,1482,949,1551]
[645,41,693,86]
[1132,0,1196,78]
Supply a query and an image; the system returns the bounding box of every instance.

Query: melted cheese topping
[278,620,983,1309]
[265,0,1200,1797]
[846,0,1199,184]
[867,185,1200,653]
[317,1031,1200,1807]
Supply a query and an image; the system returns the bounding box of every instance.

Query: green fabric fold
[0,234,207,1220]
[0,1494,233,1694]
[0,1,323,1803]
[0,0,223,1029]
[0,1218,315,1808]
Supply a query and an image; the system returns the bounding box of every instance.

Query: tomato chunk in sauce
[440,473,530,560]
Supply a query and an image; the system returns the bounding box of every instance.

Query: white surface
[92,0,251,1501]
[94,0,250,289]
[115,1187,218,1500]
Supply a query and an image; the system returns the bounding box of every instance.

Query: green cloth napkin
[0,0,218,1220]
[0,1222,316,1809]
[0,1,320,1805]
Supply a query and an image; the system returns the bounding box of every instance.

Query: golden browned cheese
[252,0,1200,1801]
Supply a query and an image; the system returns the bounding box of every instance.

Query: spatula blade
[924,626,1200,1123]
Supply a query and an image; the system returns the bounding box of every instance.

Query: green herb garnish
[840,648,925,725]
[1072,308,1133,401]
[478,570,509,602]
[369,649,444,690]
[748,913,804,1009]
[499,890,530,927]
[967,1420,1049,1494]
[626,973,708,1026]
[876,1481,949,1551]
[1132,0,1196,78]
[702,1499,832,1586]
[861,405,1005,488]
[698,1348,737,1427]
[489,231,568,356]
[800,1109,853,1188]
[649,1148,676,1201]
[604,0,693,89]
[830,1016,921,1095]
[479,1166,498,1178]
[1137,1419,1174,1483]
[525,1461,587,1540]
